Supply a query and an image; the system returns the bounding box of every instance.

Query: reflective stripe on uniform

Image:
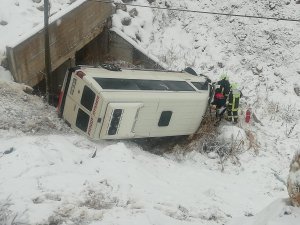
[229,89,240,111]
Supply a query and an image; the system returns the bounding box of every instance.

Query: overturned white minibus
[57,65,210,140]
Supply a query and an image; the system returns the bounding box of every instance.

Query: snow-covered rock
[229,198,300,225]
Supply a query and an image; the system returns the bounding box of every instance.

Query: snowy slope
[1,0,300,225]
[0,79,298,224]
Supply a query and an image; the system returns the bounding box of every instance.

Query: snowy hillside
[1,0,300,225]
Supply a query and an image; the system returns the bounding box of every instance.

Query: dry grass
[245,130,260,155]
[287,152,300,207]
[187,113,219,142]
[0,197,25,225]
[168,111,260,171]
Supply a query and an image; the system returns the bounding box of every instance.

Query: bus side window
[76,108,90,132]
[81,86,96,111]
[158,111,172,127]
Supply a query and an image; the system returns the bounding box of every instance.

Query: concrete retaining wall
[6,2,165,91]
[6,1,114,87]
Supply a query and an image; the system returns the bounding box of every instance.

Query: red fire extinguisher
[245,109,251,123]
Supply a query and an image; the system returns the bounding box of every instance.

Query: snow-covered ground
[1,0,300,225]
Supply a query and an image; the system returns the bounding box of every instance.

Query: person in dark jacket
[211,85,226,122]
[217,73,231,100]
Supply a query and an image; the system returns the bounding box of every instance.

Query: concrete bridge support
[6,1,114,88]
[6,1,164,95]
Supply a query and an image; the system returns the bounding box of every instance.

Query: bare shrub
[267,101,279,116]
[267,101,299,124]
[280,104,299,124]
[167,114,218,157]
[188,113,219,143]
[80,189,117,210]
[169,113,246,171]
[0,197,25,225]
[268,103,300,137]
[200,130,244,171]
[0,197,12,225]
[285,123,297,138]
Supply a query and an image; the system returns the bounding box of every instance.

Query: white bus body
[57,65,209,140]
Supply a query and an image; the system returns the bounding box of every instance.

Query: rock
[208,65,214,71]
[269,2,276,10]
[0,57,8,68]
[129,8,138,17]
[244,211,254,217]
[240,58,247,65]
[147,0,156,3]
[294,87,300,96]
[287,151,300,207]
[236,33,247,41]
[3,147,15,155]
[0,20,8,26]
[296,0,300,4]
[274,72,281,76]
[32,0,41,3]
[208,152,218,159]
[165,1,171,8]
[32,196,44,204]
[252,113,263,126]
[121,17,131,26]
[285,0,291,4]
[178,205,189,214]
[231,4,239,9]
[135,33,141,42]
[257,65,263,72]
[251,65,263,75]
[37,5,44,11]
[217,62,224,68]
[282,207,292,215]
[115,3,127,11]
[22,95,28,102]
[23,85,34,94]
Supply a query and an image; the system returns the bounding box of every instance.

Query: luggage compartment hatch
[100,103,143,139]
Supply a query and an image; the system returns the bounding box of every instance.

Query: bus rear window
[94,78,195,91]
[81,86,96,111]
[76,108,90,132]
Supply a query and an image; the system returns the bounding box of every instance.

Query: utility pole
[44,0,52,104]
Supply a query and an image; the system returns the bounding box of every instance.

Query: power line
[89,0,300,22]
